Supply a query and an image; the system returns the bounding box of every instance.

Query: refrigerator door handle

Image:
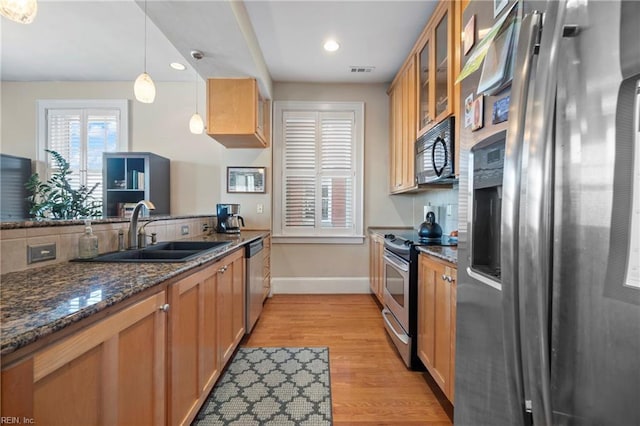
[520,1,568,425]
[500,10,543,426]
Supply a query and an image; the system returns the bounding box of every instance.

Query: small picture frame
[464,93,474,128]
[494,0,508,18]
[471,96,484,131]
[227,167,266,193]
[463,15,476,55]
[492,96,510,124]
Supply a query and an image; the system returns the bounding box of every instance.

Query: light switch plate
[27,243,57,264]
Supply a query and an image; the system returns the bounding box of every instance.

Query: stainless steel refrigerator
[455,1,640,425]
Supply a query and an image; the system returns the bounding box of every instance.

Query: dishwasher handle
[246,238,264,257]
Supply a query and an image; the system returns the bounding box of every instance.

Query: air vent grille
[349,66,375,73]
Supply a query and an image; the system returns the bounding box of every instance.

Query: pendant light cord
[143,0,148,73]
[194,70,199,114]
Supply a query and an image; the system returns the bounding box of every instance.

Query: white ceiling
[1,0,439,91]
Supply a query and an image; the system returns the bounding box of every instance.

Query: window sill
[272,235,365,244]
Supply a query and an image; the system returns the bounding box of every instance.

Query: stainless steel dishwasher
[245,238,264,333]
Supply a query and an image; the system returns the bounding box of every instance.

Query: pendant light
[189,50,205,134]
[0,0,38,24]
[134,0,156,103]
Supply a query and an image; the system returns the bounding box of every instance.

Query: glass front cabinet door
[417,1,453,137]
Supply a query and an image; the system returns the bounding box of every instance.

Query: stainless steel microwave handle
[382,308,409,345]
[383,252,409,273]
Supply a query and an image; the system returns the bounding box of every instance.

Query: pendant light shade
[134,0,155,103]
[0,0,37,24]
[189,113,204,134]
[134,72,156,104]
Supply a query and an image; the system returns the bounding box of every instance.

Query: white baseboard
[271,277,371,294]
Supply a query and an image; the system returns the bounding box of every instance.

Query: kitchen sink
[73,241,232,263]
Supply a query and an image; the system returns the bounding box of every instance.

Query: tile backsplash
[0,216,215,274]
[412,184,460,236]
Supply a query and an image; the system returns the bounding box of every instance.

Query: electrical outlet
[181,225,190,235]
[27,243,57,264]
[423,206,429,219]
[257,203,264,214]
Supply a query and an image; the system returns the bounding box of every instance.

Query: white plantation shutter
[274,102,364,242]
[39,101,127,211]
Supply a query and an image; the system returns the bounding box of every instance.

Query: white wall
[271,82,414,291]
[1,80,227,216]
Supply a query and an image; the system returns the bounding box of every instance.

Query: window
[37,100,129,206]
[273,101,364,243]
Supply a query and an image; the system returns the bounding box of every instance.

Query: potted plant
[25,149,102,219]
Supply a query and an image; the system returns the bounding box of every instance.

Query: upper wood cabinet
[388,0,462,191]
[388,56,417,193]
[417,1,456,136]
[206,78,271,148]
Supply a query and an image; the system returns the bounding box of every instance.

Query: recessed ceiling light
[323,40,340,52]
[170,62,186,71]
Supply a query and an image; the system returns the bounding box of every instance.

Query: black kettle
[418,211,443,239]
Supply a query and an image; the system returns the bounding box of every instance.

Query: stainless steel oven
[382,247,411,367]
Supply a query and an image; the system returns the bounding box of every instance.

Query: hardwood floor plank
[242,294,453,425]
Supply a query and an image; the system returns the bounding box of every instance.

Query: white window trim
[273,101,365,244]
[36,99,129,164]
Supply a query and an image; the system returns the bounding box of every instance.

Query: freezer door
[551,0,640,424]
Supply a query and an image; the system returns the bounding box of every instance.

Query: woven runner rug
[193,347,332,425]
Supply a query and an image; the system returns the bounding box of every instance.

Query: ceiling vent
[349,66,375,73]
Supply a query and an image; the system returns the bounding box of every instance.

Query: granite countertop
[0,214,213,230]
[0,230,269,357]
[415,245,458,265]
[369,227,458,265]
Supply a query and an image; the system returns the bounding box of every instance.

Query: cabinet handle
[218,265,228,274]
[441,274,447,281]
[159,303,170,312]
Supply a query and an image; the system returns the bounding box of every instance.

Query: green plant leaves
[25,149,102,219]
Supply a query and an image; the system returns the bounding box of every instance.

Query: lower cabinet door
[217,249,245,369]
[1,291,167,425]
[168,261,220,426]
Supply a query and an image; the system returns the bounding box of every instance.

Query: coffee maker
[216,203,245,234]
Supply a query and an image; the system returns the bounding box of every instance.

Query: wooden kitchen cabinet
[417,253,457,402]
[416,1,456,136]
[388,56,417,193]
[263,235,271,301]
[168,260,221,426]
[207,78,271,148]
[168,247,245,425]
[217,248,245,367]
[388,0,462,185]
[369,233,385,304]
[1,291,167,424]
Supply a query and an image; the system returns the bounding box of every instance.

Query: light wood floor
[242,294,453,425]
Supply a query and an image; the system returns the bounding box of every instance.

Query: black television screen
[1,153,32,220]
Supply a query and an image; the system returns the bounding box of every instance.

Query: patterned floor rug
[193,347,332,425]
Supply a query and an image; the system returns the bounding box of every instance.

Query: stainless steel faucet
[128,200,156,249]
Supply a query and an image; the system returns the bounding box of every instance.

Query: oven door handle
[382,308,409,345]
[383,253,409,273]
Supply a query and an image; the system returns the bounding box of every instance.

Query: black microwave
[415,117,456,184]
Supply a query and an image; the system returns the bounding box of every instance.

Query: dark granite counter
[1,214,213,230]
[369,227,458,265]
[0,230,269,357]
[415,245,458,264]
